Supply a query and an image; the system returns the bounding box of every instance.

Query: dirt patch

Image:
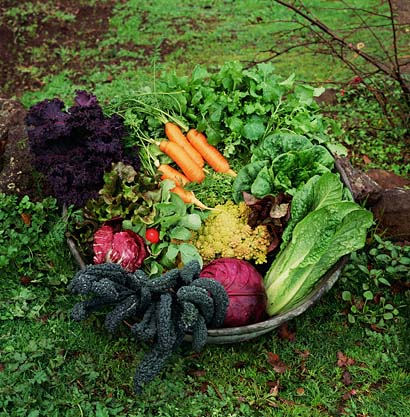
[0,0,117,98]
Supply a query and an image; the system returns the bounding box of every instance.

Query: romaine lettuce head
[264,201,373,316]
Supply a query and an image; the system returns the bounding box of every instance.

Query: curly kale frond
[131,303,158,342]
[155,293,175,351]
[69,263,143,295]
[191,315,208,352]
[179,301,200,331]
[68,260,228,394]
[104,294,140,333]
[133,345,174,394]
[191,279,229,328]
[71,297,115,321]
[146,268,180,293]
[179,259,202,285]
[176,286,214,324]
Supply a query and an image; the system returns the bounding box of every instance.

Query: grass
[1,0,409,416]
[1,275,409,416]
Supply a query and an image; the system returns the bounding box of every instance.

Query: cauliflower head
[193,201,271,264]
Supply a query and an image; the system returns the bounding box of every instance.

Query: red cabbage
[200,258,267,327]
[93,225,148,272]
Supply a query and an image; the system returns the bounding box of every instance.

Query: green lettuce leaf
[264,201,373,316]
[280,172,345,247]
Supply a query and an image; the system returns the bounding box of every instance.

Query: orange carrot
[159,140,205,184]
[186,129,237,177]
[165,122,205,168]
[170,185,212,210]
[157,164,190,187]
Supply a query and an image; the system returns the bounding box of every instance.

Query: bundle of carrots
[157,122,237,210]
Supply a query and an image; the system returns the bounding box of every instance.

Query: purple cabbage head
[200,258,267,327]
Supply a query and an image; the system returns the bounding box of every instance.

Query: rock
[314,88,339,106]
[0,98,49,200]
[334,155,383,205]
[334,155,410,240]
[372,188,410,240]
[366,168,410,189]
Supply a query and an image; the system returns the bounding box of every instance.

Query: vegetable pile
[26,62,374,394]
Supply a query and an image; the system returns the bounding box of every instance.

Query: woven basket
[67,158,352,344]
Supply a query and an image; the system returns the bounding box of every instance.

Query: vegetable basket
[66,158,353,345]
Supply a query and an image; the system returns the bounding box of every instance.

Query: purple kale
[26,90,140,207]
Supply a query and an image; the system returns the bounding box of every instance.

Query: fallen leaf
[267,379,281,396]
[336,351,355,367]
[19,276,32,286]
[277,322,296,341]
[188,369,206,378]
[341,388,357,401]
[269,385,280,396]
[21,213,31,225]
[200,382,209,393]
[342,370,353,386]
[233,361,247,369]
[267,352,288,374]
[295,349,310,359]
[362,154,372,164]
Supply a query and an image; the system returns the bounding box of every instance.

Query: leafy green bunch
[105,61,334,167]
[0,193,74,285]
[68,261,229,394]
[157,61,331,158]
[340,235,410,329]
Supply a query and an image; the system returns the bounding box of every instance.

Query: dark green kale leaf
[68,260,228,394]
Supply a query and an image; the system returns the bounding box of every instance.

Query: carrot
[170,185,213,210]
[159,140,205,184]
[186,129,237,177]
[165,122,205,168]
[157,164,190,187]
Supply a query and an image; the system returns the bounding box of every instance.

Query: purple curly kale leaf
[26,90,140,207]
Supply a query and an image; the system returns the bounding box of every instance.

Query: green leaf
[363,290,374,301]
[96,403,110,417]
[178,243,203,267]
[383,312,394,320]
[295,84,316,105]
[378,277,391,286]
[250,165,274,198]
[242,120,266,141]
[398,256,410,265]
[178,213,202,231]
[326,142,348,157]
[161,244,180,267]
[169,226,192,241]
[342,291,352,301]
[279,73,295,87]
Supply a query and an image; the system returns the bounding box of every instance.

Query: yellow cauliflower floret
[192,201,271,264]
